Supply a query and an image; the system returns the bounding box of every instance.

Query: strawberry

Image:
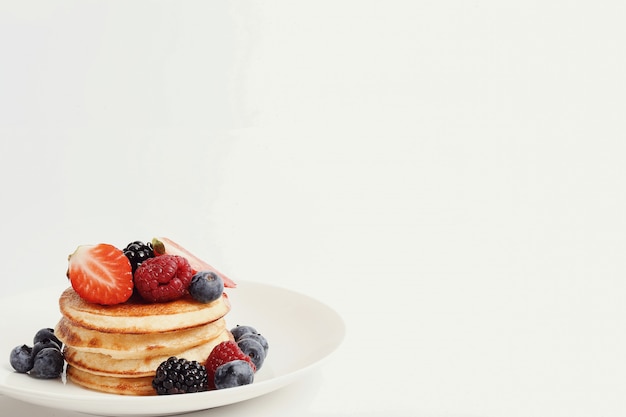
[205,340,256,389]
[67,244,134,305]
[152,237,237,288]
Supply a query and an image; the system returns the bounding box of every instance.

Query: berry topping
[30,348,64,379]
[205,340,256,390]
[152,357,208,395]
[188,271,224,303]
[34,328,63,349]
[9,326,65,376]
[133,255,193,303]
[230,325,258,341]
[214,360,254,389]
[123,241,155,274]
[152,237,237,288]
[67,244,134,305]
[31,338,61,360]
[238,333,269,354]
[9,345,34,373]
[237,338,266,370]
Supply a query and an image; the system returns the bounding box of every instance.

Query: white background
[1,1,626,416]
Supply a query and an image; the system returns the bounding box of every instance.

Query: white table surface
[1,1,626,416]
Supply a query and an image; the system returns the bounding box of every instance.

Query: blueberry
[34,328,62,349]
[230,325,258,341]
[9,345,34,373]
[188,271,224,303]
[32,338,61,360]
[30,348,64,379]
[237,338,266,370]
[214,360,254,389]
[239,333,269,354]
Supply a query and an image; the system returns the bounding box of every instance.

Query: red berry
[67,244,134,305]
[133,255,193,303]
[205,340,256,390]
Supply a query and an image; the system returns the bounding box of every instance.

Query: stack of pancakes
[55,287,232,395]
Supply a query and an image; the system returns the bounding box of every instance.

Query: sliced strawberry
[205,340,256,389]
[152,237,236,288]
[67,244,134,305]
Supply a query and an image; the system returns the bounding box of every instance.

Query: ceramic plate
[0,281,345,416]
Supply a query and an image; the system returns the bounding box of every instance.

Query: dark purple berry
[34,328,62,349]
[32,338,61,360]
[152,357,208,395]
[188,271,224,303]
[30,348,64,379]
[230,325,258,341]
[9,345,34,373]
[214,360,254,389]
[237,338,266,370]
[239,333,269,354]
[123,241,155,273]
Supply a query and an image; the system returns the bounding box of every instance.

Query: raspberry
[205,340,256,390]
[133,255,193,303]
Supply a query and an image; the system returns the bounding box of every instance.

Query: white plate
[0,281,345,416]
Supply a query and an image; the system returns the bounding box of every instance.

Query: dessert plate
[0,281,345,416]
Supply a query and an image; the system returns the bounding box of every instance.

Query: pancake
[66,366,156,396]
[64,328,232,378]
[59,287,231,333]
[55,317,227,359]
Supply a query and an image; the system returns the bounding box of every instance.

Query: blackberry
[152,357,208,395]
[123,241,154,273]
